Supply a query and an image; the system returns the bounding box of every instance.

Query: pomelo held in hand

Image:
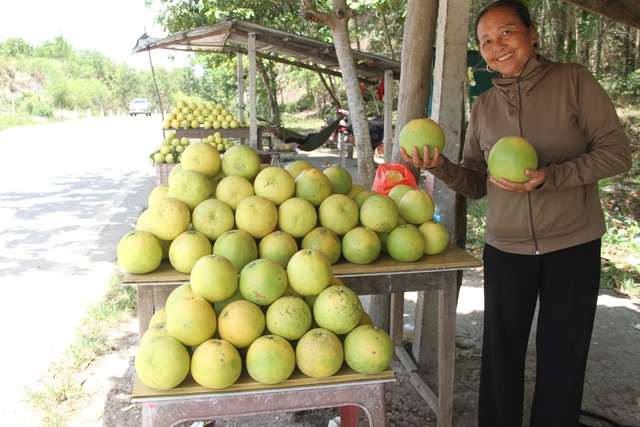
[399,118,445,159]
[488,135,538,183]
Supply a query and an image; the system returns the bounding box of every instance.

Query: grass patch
[23,269,136,426]
[281,115,325,133]
[0,112,43,130]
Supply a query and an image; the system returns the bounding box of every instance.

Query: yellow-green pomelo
[135,209,149,231]
[294,168,332,207]
[388,184,415,206]
[212,229,258,273]
[253,166,295,206]
[217,300,265,348]
[323,166,353,195]
[215,175,254,211]
[346,183,366,200]
[296,328,343,378]
[258,231,298,268]
[141,321,169,343]
[221,144,261,180]
[181,141,221,178]
[398,189,435,225]
[488,135,539,183]
[146,197,191,241]
[284,160,314,179]
[166,296,217,346]
[341,226,381,265]
[148,184,169,206]
[246,335,295,385]
[318,194,359,236]
[213,287,245,314]
[265,296,312,340]
[419,221,450,255]
[117,230,163,274]
[286,249,333,296]
[354,189,381,209]
[168,230,212,274]
[398,117,445,160]
[208,168,226,197]
[300,227,342,265]
[135,336,190,390]
[377,230,390,253]
[344,325,394,374]
[387,224,425,262]
[313,285,363,335]
[235,195,278,239]
[159,238,172,260]
[191,198,235,241]
[168,163,183,184]
[277,197,318,238]
[190,254,238,303]
[165,283,196,314]
[359,195,399,233]
[149,308,168,328]
[191,338,242,389]
[168,169,212,212]
[358,311,375,326]
[239,258,288,306]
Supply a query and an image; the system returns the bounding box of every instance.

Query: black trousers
[478,239,601,427]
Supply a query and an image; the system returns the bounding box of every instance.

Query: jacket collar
[491,55,553,100]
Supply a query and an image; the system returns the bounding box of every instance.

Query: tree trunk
[391,0,439,171]
[301,0,375,188]
[256,59,280,125]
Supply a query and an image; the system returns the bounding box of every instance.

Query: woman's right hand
[400,146,444,169]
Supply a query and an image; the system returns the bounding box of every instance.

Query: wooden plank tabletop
[123,243,482,286]
[132,365,395,401]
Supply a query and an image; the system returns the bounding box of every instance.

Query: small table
[133,366,395,427]
[123,244,481,427]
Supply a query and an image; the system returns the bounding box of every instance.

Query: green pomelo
[246,335,296,384]
[265,296,312,340]
[296,328,344,378]
[359,195,399,233]
[387,224,426,262]
[341,227,381,265]
[135,336,190,390]
[318,194,359,236]
[168,169,211,211]
[398,190,435,225]
[239,258,288,306]
[190,254,239,303]
[212,229,258,273]
[300,227,342,265]
[488,135,539,183]
[419,221,450,255]
[258,231,298,268]
[344,325,394,374]
[398,117,445,160]
[117,230,163,274]
[313,285,363,335]
[191,338,242,389]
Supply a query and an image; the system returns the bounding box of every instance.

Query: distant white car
[129,99,152,116]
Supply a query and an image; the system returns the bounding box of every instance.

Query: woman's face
[477,6,537,78]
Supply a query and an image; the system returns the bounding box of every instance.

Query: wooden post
[383,69,393,164]
[412,0,472,370]
[237,52,246,123]
[248,33,258,150]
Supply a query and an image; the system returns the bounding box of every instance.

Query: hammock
[280,114,345,152]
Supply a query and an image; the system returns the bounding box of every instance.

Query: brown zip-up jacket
[429,55,632,255]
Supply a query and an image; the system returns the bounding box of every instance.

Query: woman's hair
[474,0,535,46]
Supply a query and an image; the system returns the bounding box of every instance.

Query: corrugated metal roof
[132,18,401,83]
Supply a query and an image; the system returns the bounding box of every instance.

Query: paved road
[0,115,161,425]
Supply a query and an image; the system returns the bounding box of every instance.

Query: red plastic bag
[372,163,419,195]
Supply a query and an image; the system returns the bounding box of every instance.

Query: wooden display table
[133,366,395,427]
[123,244,482,427]
[165,126,279,148]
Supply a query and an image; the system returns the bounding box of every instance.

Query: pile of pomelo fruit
[118,139,451,390]
[161,100,247,130]
[150,130,236,166]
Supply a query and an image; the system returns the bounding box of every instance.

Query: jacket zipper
[516,78,540,255]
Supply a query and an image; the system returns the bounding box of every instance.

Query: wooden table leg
[437,281,456,427]
[136,285,155,339]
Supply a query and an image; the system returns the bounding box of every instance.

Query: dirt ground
[23,150,640,427]
[59,266,639,427]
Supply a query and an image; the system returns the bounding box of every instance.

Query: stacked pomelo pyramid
[161,100,247,130]
[117,141,450,390]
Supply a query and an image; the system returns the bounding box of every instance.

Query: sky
[0,0,192,70]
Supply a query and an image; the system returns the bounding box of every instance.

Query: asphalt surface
[0,114,159,425]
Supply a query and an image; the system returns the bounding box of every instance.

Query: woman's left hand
[490,168,548,193]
